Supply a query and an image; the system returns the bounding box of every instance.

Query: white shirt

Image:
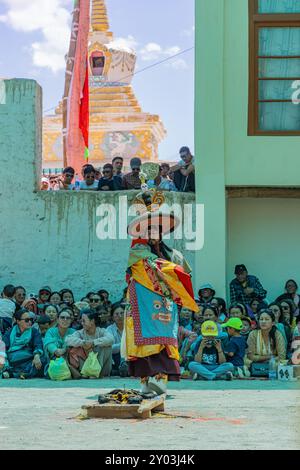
[0,299,16,319]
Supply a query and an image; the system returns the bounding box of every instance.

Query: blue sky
[0,0,195,161]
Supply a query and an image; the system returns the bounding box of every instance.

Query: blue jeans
[189,361,234,380]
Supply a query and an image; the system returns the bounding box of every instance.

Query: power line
[43,46,194,115]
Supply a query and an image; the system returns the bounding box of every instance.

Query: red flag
[65,0,90,174]
[79,56,90,160]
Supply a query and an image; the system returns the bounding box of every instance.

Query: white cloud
[0,0,72,73]
[106,35,138,54]
[139,42,181,62]
[166,58,188,70]
[181,26,195,38]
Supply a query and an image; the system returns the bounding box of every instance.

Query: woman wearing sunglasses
[2,308,45,379]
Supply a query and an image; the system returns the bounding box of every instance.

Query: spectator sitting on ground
[38,286,52,306]
[188,321,234,381]
[248,298,263,320]
[0,285,16,334]
[247,310,286,374]
[80,165,99,191]
[35,315,52,338]
[222,318,249,378]
[190,306,228,357]
[230,264,267,306]
[22,298,38,316]
[106,303,128,377]
[98,290,112,316]
[179,307,193,332]
[276,280,299,318]
[198,284,216,306]
[55,167,75,191]
[211,297,227,322]
[87,293,102,311]
[96,306,111,328]
[43,304,59,329]
[59,289,75,307]
[170,146,195,193]
[112,156,124,177]
[192,304,204,335]
[44,309,75,362]
[122,157,142,190]
[229,304,246,320]
[66,310,113,379]
[278,300,295,353]
[148,164,177,192]
[268,302,289,350]
[240,316,252,339]
[14,286,26,312]
[3,309,45,379]
[97,164,122,191]
[0,333,6,376]
[49,292,62,306]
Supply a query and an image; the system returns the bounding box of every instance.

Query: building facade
[43,0,166,171]
[195,0,300,300]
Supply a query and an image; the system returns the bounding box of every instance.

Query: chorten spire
[91,0,110,32]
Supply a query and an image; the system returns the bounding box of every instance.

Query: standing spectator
[188,321,234,381]
[3,309,45,379]
[277,280,299,317]
[247,310,286,370]
[97,164,122,191]
[122,158,142,190]
[230,264,267,305]
[0,285,16,334]
[148,164,177,192]
[112,156,124,177]
[80,166,98,191]
[198,284,216,306]
[55,167,75,191]
[66,310,113,378]
[40,177,50,191]
[170,147,195,193]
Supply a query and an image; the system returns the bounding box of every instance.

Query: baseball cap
[201,321,218,337]
[221,318,243,331]
[235,264,247,274]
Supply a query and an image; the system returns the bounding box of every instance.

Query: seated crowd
[0,265,298,381]
[41,146,195,194]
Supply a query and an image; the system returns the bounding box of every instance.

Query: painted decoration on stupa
[43,0,166,170]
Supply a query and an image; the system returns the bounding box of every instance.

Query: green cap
[221,318,243,331]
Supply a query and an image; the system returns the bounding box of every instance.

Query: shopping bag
[48,357,71,381]
[81,352,101,378]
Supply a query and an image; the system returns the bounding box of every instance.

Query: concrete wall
[227,198,300,302]
[0,79,196,302]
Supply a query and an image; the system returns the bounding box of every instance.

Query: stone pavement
[0,378,299,450]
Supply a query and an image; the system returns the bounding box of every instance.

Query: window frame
[248,0,300,135]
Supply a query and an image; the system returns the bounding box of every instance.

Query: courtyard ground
[0,378,299,450]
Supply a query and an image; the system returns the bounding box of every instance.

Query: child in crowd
[222,318,249,378]
[241,316,252,340]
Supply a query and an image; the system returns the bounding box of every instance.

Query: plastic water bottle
[75,174,80,192]
[269,356,277,380]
